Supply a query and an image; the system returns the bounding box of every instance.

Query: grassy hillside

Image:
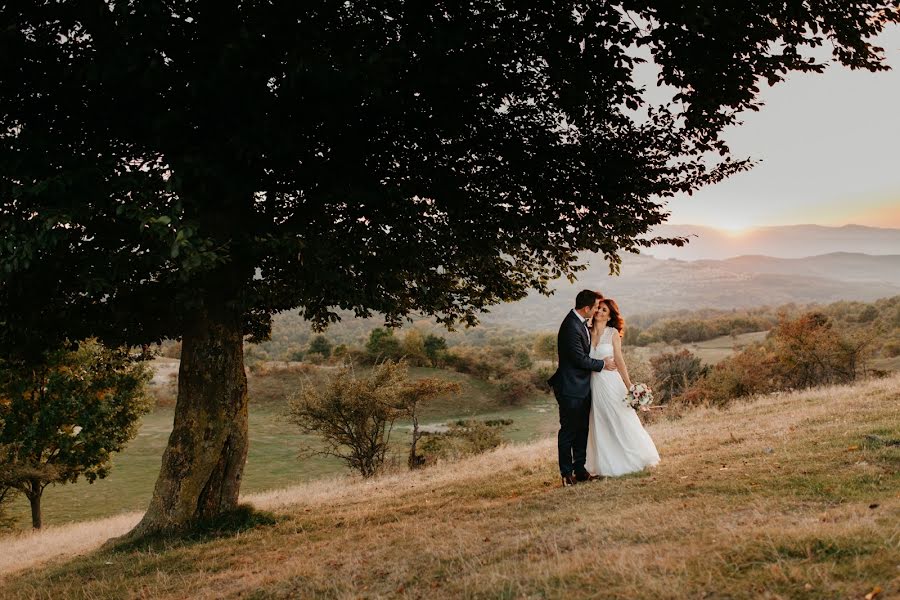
[2,376,897,599]
[4,363,555,528]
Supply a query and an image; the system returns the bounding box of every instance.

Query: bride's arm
[611,331,633,389]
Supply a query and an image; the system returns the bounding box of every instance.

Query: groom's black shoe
[574,471,591,482]
[561,473,577,487]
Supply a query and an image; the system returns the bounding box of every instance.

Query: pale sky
[663,26,900,231]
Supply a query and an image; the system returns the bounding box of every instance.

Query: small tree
[423,335,449,367]
[307,335,333,360]
[533,334,557,366]
[770,312,874,388]
[401,330,429,367]
[366,329,403,362]
[0,340,151,528]
[287,361,406,478]
[397,376,460,470]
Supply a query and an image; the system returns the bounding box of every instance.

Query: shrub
[365,328,403,362]
[444,346,499,379]
[401,330,429,366]
[418,419,509,464]
[513,350,533,370]
[770,312,873,388]
[423,334,448,367]
[495,370,537,405]
[147,371,178,408]
[304,351,325,365]
[286,361,407,478]
[530,365,555,391]
[883,340,900,358]
[158,341,182,359]
[650,349,708,404]
[307,335,332,359]
[682,344,778,407]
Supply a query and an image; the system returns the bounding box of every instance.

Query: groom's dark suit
[548,310,606,477]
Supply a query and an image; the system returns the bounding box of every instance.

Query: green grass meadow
[5,366,556,529]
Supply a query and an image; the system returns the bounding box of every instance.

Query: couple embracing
[548,290,660,487]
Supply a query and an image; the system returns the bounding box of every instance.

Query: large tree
[1,2,897,537]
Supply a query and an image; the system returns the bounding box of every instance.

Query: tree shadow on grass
[106,503,279,554]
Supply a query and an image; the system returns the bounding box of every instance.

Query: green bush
[307,335,332,359]
[418,419,509,464]
[423,334,448,367]
[365,328,403,362]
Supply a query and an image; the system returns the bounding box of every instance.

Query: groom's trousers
[555,391,591,476]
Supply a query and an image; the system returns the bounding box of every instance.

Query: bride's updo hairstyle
[602,298,626,338]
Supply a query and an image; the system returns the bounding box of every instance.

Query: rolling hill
[478,251,900,331]
[646,223,900,260]
[2,375,897,598]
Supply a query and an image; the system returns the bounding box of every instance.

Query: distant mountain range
[268,224,900,336]
[644,224,900,260]
[477,251,900,330]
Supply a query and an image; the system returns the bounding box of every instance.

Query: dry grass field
[1,375,898,599]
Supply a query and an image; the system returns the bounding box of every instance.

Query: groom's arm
[559,322,606,372]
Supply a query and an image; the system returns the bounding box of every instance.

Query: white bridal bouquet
[625,383,654,411]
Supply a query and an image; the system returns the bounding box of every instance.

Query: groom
[548,289,617,486]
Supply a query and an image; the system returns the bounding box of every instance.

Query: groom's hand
[602,356,617,371]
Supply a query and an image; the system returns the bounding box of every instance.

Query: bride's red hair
[603,298,625,338]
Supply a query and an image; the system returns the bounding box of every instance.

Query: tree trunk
[126,306,249,538]
[408,414,423,470]
[27,479,42,529]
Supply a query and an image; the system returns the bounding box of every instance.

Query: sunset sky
[663,26,900,231]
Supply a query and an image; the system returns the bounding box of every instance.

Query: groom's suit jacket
[548,310,607,398]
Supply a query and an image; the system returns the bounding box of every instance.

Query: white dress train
[585,327,660,477]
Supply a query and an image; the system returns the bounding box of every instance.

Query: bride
[585,297,660,477]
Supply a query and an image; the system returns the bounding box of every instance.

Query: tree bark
[126,305,249,538]
[27,479,42,529]
[408,413,423,470]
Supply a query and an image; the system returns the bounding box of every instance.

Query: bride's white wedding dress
[585,326,660,477]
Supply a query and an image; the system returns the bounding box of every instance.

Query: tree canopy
[3,2,895,354]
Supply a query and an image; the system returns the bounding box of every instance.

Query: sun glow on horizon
[699,220,755,236]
